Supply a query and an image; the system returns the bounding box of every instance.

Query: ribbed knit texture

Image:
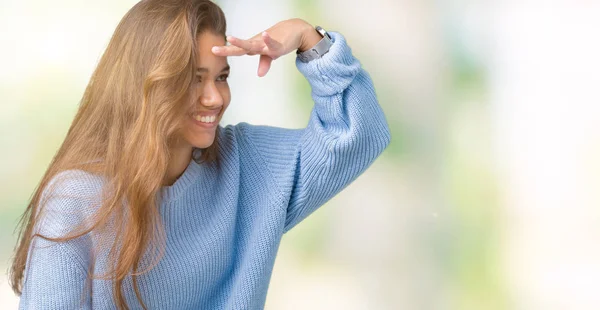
[19,31,391,310]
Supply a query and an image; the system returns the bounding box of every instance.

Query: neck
[164,144,194,187]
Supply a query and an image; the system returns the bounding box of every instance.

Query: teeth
[193,114,216,123]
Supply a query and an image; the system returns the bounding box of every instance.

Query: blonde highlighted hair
[9,1,227,309]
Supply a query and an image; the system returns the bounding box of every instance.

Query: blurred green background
[2,1,600,309]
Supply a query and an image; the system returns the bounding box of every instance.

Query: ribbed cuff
[295,31,362,97]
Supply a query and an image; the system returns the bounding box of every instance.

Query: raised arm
[236,30,391,233]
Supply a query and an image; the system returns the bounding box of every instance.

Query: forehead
[195,31,227,71]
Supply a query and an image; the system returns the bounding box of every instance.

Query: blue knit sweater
[19,31,391,309]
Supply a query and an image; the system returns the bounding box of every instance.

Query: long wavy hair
[9,0,227,309]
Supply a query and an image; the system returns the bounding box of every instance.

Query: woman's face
[181,31,231,149]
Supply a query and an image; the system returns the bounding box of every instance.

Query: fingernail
[212,46,220,52]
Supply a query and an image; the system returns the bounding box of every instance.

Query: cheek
[220,88,232,110]
[222,85,231,102]
[182,122,217,148]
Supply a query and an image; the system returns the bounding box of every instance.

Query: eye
[217,74,229,82]
[196,74,229,83]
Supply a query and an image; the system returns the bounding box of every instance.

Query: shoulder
[44,169,105,197]
[225,122,303,146]
[41,169,105,208]
[36,169,106,236]
[221,122,304,182]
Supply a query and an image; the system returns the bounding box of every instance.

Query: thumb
[262,31,283,59]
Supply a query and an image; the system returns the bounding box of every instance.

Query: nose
[199,81,223,109]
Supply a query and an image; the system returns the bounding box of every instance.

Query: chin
[182,123,218,149]
[196,142,214,149]
[190,140,213,149]
[188,135,215,149]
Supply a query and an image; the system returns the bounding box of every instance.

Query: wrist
[298,23,322,53]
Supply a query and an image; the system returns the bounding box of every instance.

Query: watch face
[316,26,326,37]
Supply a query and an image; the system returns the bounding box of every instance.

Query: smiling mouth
[189,113,219,128]
[192,114,217,123]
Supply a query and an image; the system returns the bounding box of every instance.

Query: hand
[211,18,316,77]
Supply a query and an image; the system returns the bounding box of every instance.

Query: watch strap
[296,26,333,63]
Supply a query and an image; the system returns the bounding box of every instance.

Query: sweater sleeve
[236,31,391,234]
[19,170,98,310]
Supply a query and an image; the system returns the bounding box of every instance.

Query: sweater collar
[159,147,203,203]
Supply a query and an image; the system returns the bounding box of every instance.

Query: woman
[9,0,391,309]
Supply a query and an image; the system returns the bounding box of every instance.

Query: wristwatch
[296,26,333,63]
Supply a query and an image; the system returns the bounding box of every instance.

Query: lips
[189,108,221,128]
[193,114,217,122]
[190,114,218,129]
[190,110,220,118]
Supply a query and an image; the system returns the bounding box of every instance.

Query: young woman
[9,0,391,309]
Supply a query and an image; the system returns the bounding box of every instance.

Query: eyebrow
[196,64,230,74]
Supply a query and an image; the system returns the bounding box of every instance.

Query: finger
[262,31,283,55]
[212,45,247,56]
[257,54,273,77]
[227,36,263,55]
